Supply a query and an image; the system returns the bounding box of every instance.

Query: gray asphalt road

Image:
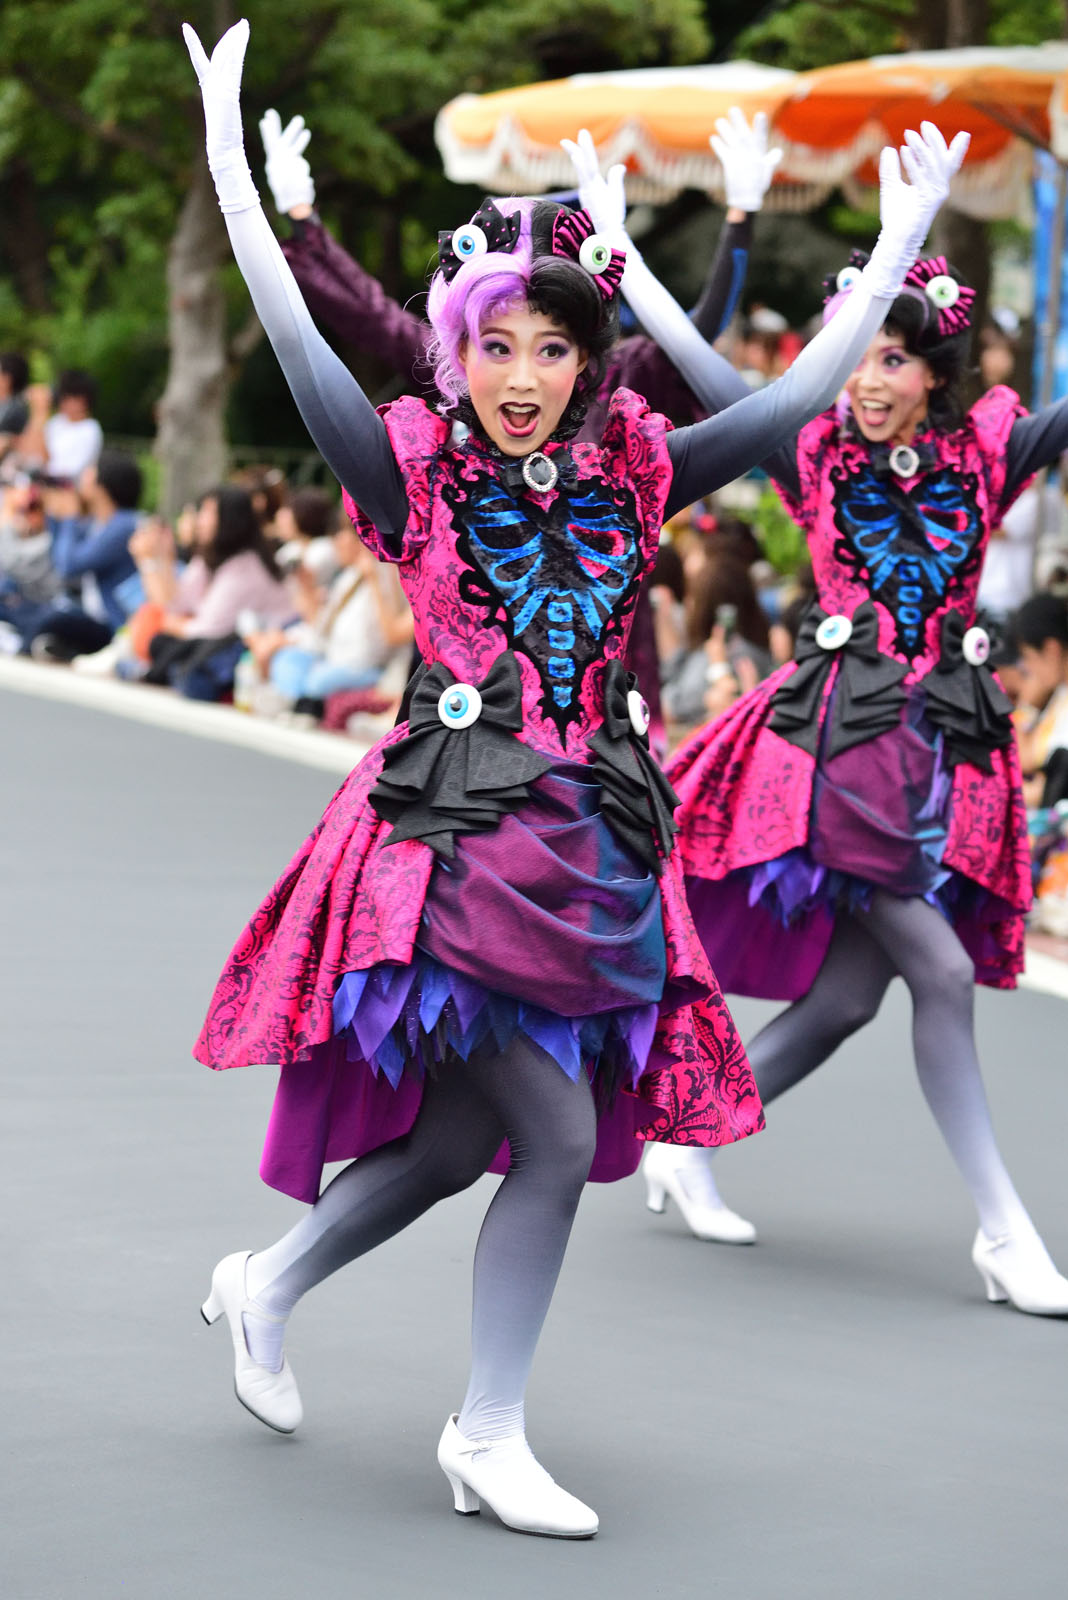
[3,687,1066,1600]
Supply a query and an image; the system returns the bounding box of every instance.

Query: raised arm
[565,121,968,510]
[261,109,431,380]
[692,109,780,344]
[183,23,407,538]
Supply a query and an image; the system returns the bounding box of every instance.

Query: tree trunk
[154,153,230,520]
[1,159,52,315]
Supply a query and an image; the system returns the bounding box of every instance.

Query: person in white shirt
[37,371,104,482]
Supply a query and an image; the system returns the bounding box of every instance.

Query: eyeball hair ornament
[823,249,975,339]
[438,199,522,282]
[901,255,976,336]
[551,207,626,300]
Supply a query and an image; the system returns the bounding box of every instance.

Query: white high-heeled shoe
[971,1230,1068,1317]
[201,1250,303,1433]
[436,1415,598,1539]
[642,1142,757,1244]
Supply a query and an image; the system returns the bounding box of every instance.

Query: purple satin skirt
[261,764,672,1197]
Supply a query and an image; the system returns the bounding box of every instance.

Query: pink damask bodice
[779,386,1027,682]
[343,389,673,761]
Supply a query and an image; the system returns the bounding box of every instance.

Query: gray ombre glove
[182,17,258,214]
[710,108,782,213]
[260,108,316,215]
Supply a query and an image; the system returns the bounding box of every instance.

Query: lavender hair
[426,196,617,408]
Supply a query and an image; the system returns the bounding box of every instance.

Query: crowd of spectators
[3,334,1068,937]
[0,354,414,739]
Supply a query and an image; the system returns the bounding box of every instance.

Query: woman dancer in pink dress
[604,214,1068,1315]
[184,21,963,1536]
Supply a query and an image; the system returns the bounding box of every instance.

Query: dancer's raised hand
[182,17,257,212]
[709,108,782,213]
[560,129,627,248]
[865,121,970,296]
[260,109,315,216]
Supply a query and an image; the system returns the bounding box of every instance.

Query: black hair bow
[769,600,908,760]
[437,199,522,283]
[586,659,679,875]
[922,612,1014,772]
[369,651,552,857]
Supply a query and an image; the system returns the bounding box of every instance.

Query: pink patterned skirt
[196,738,764,1201]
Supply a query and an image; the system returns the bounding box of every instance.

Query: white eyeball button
[579,234,614,276]
[451,223,488,264]
[627,687,651,736]
[926,274,960,310]
[836,265,862,293]
[815,614,853,651]
[962,626,990,667]
[437,682,483,729]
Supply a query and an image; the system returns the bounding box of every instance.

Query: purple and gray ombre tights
[243,1036,596,1442]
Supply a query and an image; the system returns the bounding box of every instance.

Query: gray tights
[244,1037,597,1441]
[745,891,1031,1239]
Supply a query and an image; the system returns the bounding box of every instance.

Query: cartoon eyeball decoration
[450,223,488,265]
[925,274,960,311]
[815,613,854,652]
[579,234,615,277]
[962,627,990,668]
[835,264,863,294]
[437,682,483,729]
[627,688,651,737]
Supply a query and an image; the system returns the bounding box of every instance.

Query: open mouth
[856,400,892,430]
[499,403,540,439]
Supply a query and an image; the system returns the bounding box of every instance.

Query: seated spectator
[22,450,142,661]
[1012,592,1068,809]
[271,485,337,590]
[243,518,412,717]
[130,485,293,700]
[0,482,59,613]
[232,463,287,538]
[662,550,773,730]
[0,353,30,468]
[21,371,104,484]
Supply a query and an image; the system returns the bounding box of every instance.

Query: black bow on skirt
[586,659,679,875]
[769,600,909,760]
[369,652,553,857]
[922,612,1014,772]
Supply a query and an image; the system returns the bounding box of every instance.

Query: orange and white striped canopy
[435,45,1068,218]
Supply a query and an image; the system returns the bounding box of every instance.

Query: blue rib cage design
[444,473,643,729]
[830,462,983,656]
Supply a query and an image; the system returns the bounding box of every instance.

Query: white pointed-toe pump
[201,1250,303,1433]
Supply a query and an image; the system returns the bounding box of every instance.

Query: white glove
[182,18,258,214]
[260,108,315,215]
[863,121,970,299]
[560,129,627,251]
[709,108,782,213]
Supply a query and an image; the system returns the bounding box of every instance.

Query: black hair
[526,201,620,402]
[95,449,142,510]
[200,485,281,578]
[287,486,334,539]
[688,550,770,652]
[0,352,29,394]
[651,540,686,605]
[55,368,97,408]
[1012,592,1068,651]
